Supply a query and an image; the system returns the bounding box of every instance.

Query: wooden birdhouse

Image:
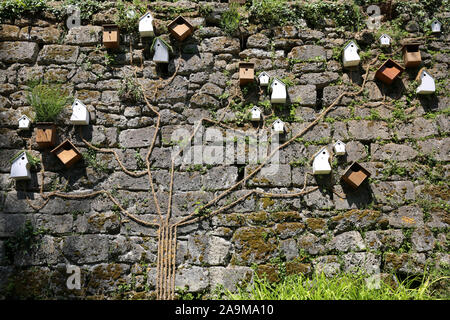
[333,140,346,156]
[270,78,287,104]
[375,59,404,85]
[51,139,82,168]
[431,19,442,33]
[379,34,392,47]
[139,12,154,37]
[312,147,331,175]
[167,16,194,41]
[10,151,31,180]
[70,99,89,125]
[239,62,254,85]
[250,106,262,121]
[35,123,57,148]
[341,161,371,189]
[103,24,120,49]
[343,41,360,68]
[18,115,31,130]
[272,119,285,133]
[402,43,421,68]
[152,38,170,64]
[258,72,270,86]
[416,68,435,95]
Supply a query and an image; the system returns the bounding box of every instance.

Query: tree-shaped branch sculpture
[21,44,391,299]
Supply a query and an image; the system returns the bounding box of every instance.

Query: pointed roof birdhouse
[70,99,89,125]
[375,59,404,85]
[103,24,120,49]
[379,34,392,47]
[10,151,31,180]
[151,37,170,64]
[51,139,82,168]
[168,16,194,41]
[272,119,285,133]
[341,161,371,190]
[250,106,262,121]
[270,78,287,104]
[18,115,31,130]
[402,42,421,68]
[416,68,435,95]
[343,41,360,68]
[333,140,346,156]
[431,19,442,33]
[258,71,270,86]
[139,12,154,37]
[312,147,331,175]
[239,62,254,86]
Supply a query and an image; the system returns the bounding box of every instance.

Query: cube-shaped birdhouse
[152,38,170,64]
[312,147,331,175]
[239,62,254,86]
[379,34,392,47]
[416,68,435,95]
[250,106,262,121]
[272,119,285,133]
[333,140,346,156]
[51,139,82,168]
[35,123,57,148]
[341,161,371,190]
[10,151,31,180]
[139,12,154,37]
[18,115,31,130]
[258,72,270,86]
[70,99,90,125]
[375,59,404,85]
[431,19,442,33]
[168,16,194,42]
[402,43,421,68]
[343,41,360,68]
[103,24,120,49]
[270,78,286,104]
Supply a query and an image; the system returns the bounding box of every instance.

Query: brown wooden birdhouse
[51,139,82,168]
[341,161,371,190]
[35,123,57,148]
[167,16,194,41]
[375,59,404,85]
[103,24,120,49]
[402,43,421,68]
[239,62,254,85]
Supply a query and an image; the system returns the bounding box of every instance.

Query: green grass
[218,271,448,300]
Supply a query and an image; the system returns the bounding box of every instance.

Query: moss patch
[231,227,277,265]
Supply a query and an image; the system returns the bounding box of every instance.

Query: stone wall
[0,1,449,299]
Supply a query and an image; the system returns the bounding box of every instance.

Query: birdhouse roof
[334,140,345,146]
[150,36,173,53]
[239,62,254,68]
[415,68,434,82]
[270,77,286,87]
[18,114,31,121]
[258,71,269,78]
[50,139,81,155]
[103,24,119,29]
[344,40,359,51]
[379,34,392,40]
[431,19,441,25]
[273,119,284,125]
[139,11,154,22]
[251,106,261,112]
[73,98,86,107]
[9,151,30,164]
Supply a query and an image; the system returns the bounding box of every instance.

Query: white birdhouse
[152,38,170,63]
[250,106,262,121]
[312,147,331,175]
[139,12,154,37]
[272,119,285,133]
[343,41,360,68]
[270,78,286,104]
[416,68,435,95]
[10,151,31,180]
[379,34,391,47]
[70,99,90,125]
[18,115,31,130]
[431,20,441,33]
[333,140,346,155]
[258,72,270,86]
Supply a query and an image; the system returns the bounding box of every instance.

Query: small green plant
[82,148,109,173]
[64,0,105,21]
[118,75,144,103]
[0,0,48,22]
[27,81,71,123]
[114,0,147,34]
[150,36,174,54]
[220,3,241,35]
[4,220,46,264]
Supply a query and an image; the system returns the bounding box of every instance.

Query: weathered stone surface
[187,234,230,266]
[330,209,383,235]
[395,118,438,140]
[247,33,270,48]
[384,252,426,275]
[348,120,391,140]
[37,45,79,64]
[118,127,159,148]
[364,230,405,251]
[411,228,435,252]
[62,235,110,264]
[371,143,418,161]
[245,164,291,187]
[178,52,214,75]
[175,266,209,292]
[372,181,415,206]
[287,85,316,106]
[388,206,424,228]
[312,255,340,277]
[417,138,450,161]
[201,36,240,54]
[345,141,367,162]
[20,26,61,43]
[64,26,102,45]
[304,189,334,210]
[341,252,380,275]
[0,24,20,40]
[299,72,339,88]
[209,266,253,292]
[0,41,39,63]
[297,233,326,255]
[232,227,278,264]
[328,231,366,253]
[288,45,326,61]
